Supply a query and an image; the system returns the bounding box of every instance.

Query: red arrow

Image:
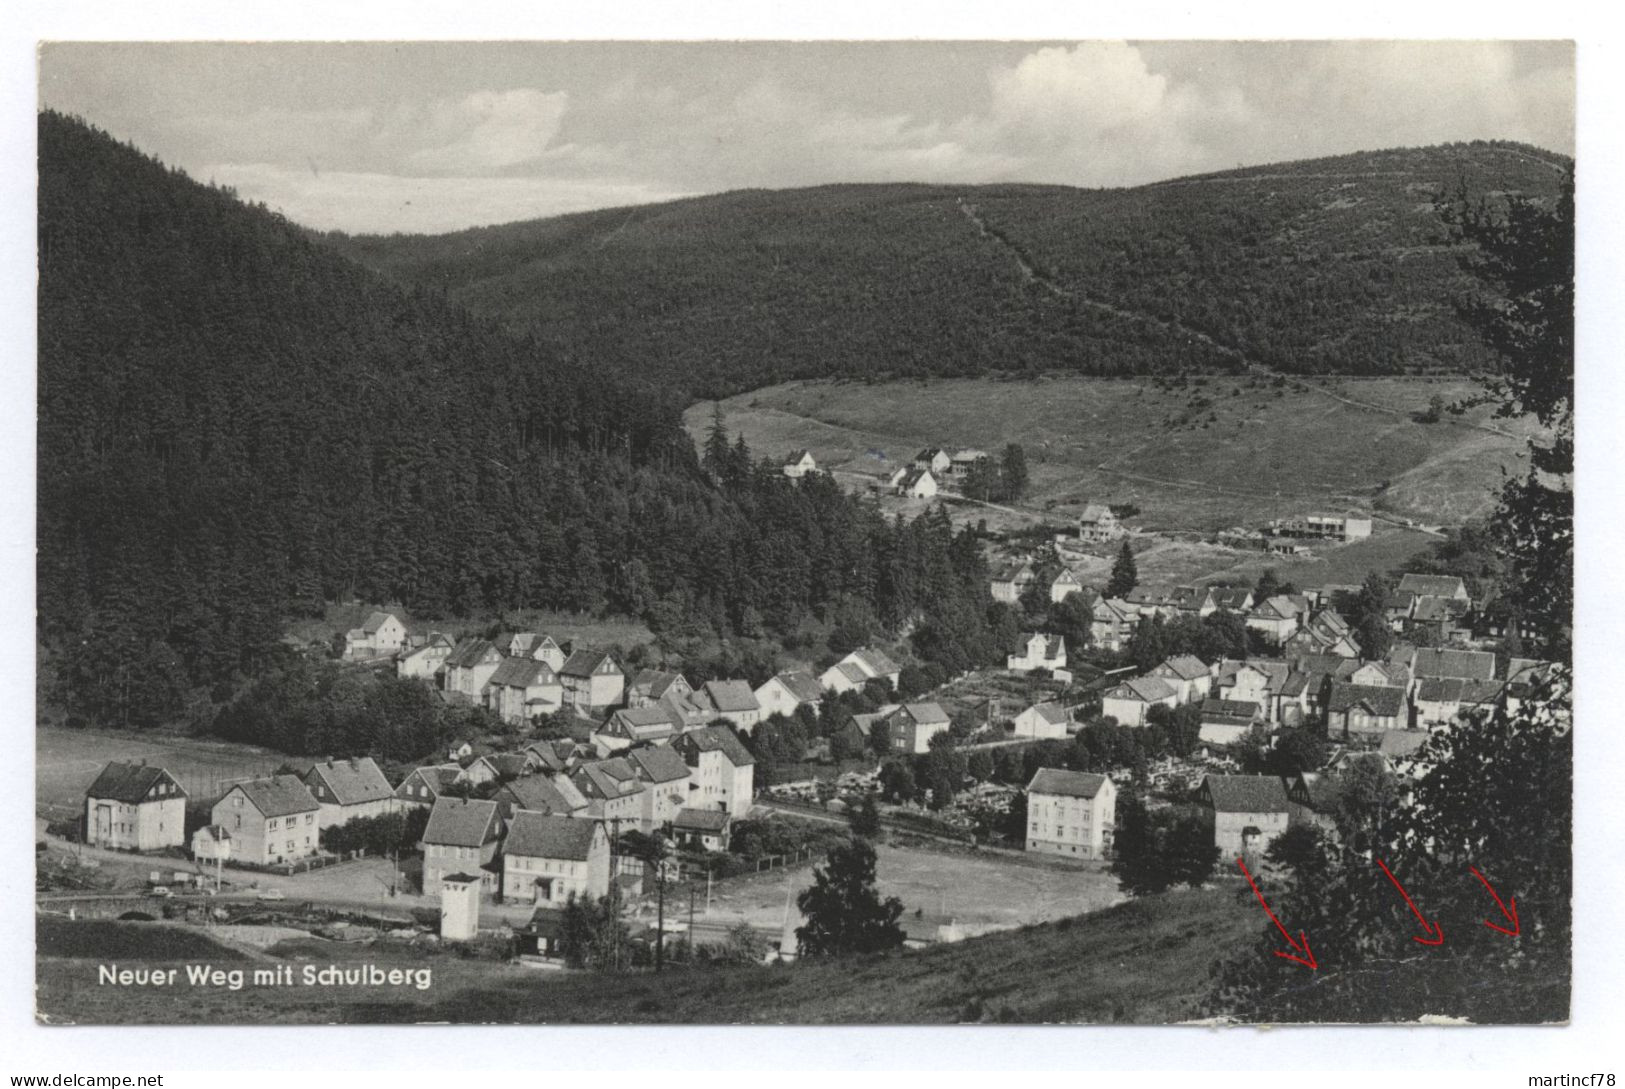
[1376,859,1445,946]
[1470,866,1520,937]
[1237,857,1317,970]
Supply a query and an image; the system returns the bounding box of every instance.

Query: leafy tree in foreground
[795,837,905,957]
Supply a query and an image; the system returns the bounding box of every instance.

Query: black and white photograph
[26,31,1587,1041]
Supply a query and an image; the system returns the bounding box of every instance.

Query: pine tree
[795,837,905,957]
[1107,540,1138,598]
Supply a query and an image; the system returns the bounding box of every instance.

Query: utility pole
[654,842,666,974]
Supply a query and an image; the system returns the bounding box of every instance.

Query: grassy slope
[36,886,1255,1025]
[690,375,1537,531]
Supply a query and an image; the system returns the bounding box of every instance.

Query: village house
[1076,503,1124,544]
[396,632,453,680]
[626,668,693,708]
[420,796,504,896]
[1170,585,1220,618]
[819,647,902,694]
[1148,654,1214,703]
[1011,701,1070,740]
[1007,631,1067,672]
[522,739,579,775]
[887,702,953,754]
[696,679,764,733]
[672,808,733,852]
[890,465,939,498]
[1411,647,1497,684]
[211,775,322,866]
[627,744,693,828]
[1326,683,1408,739]
[484,658,564,726]
[1397,573,1471,603]
[946,448,991,486]
[443,639,504,701]
[1272,513,1373,542]
[1284,610,1360,658]
[594,704,682,755]
[572,757,647,829]
[1348,660,1412,689]
[989,561,1037,604]
[912,447,953,475]
[1246,595,1306,643]
[344,611,407,660]
[834,707,896,755]
[1025,768,1117,859]
[1284,772,1343,832]
[1199,774,1291,859]
[1090,596,1140,652]
[1101,675,1180,727]
[501,812,611,906]
[301,756,395,830]
[1413,677,1502,727]
[1049,568,1086,603]
[1210,586,1256,613]
[1274,671,1315,726]
[525,636,567,671]
[1198,699,1263,748]
[781,449,818,479]
[493,772,589,819]
[394,764,462,808]
[190,824,231,866]
[754,669,824,720]
[456,752,530,788]
[559,648,626,713]
[1215,658,1290,719]
[84,761,187,852]
[674,725,756,820]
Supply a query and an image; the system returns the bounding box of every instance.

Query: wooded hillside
[330,142,1569,400]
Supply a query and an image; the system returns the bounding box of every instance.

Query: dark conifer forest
[37,112,997,731]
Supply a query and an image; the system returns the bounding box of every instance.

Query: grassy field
[686,375,1540,532]
[36,883,1253,1024]
[36,726,292,821]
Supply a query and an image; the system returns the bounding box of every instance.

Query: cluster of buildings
[877,446,996,499]
[1215,511,1374,557]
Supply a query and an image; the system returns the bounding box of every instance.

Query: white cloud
[401,89,569,173]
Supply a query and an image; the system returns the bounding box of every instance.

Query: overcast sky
[38,40,1574,235]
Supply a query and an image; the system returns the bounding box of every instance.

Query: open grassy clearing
[687,375,1538,531]
[36,884,1252,1024]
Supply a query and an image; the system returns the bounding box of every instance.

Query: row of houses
[829,700,954,755]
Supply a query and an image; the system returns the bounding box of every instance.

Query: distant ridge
[328,141,1569,400]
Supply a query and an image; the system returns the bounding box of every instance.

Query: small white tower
[439,873,482,941]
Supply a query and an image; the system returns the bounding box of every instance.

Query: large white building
[1025,768,1116,859]
[84,762,187,852]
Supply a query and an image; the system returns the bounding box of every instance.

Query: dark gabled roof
[1291,653,1360,680]
[768,669,825,704]
[522,742,568,773]
[496,774,583,817]
[677,725,756,768]
[1211,587,1253,609]
[784,448,813,465]
[897,466,935,489]
[1412,648,1496,681]
[900,701,950,726]
[234,775,320,819]
[560,648,620,678]
[1022,702,1069,725]
[397,765,461,797]
[1415,677,1466,703]
[628,744,690,784]
[1203,774,1289,814]
[1326,683,1407,717]
[1027,768,1109,799]
[703,679,760,714]
[852,647,901,677]
[573,757,644,800]
[1288,773,1342,812]
[1278,672,1312,698]
[1201,699,1261,720]
[504,811,601,861]
[608,705,680,739]
[1155,654,1210,681]
[488,657,557,689]
[445,638,499,670]
[422,797,502,848]
[629,669,687,700]
[1106,676,1178,703]
[360,611,400,634]
[1397,573,1468,597]
[305,757,393,806]
[673,807,732,833]
[86,762,181,804]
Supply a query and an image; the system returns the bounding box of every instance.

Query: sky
[38,40,1575,235]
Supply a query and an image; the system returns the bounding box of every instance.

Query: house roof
[990,562,1033,584]
[1201,699,1261,720]
[496,774,585,816]
[1211,587,1253,610]
[305,757,393,806]
[835,662,870,685]
[1291,653,1359,680]
[898,466,935,489]
[505,811,601,861]
[1022,702,1070,726]
[1203,774,1289,814]
[677,725,756,768]
[673,808,732,833]
[1415,677,1466,703]
[1078,503,1115,524]
[398,765,461,797]
[784,449,813,465]
[629,668,687,700]
[1378,730,1431,759]
[573,758,644,800]
[768,669,825,704]
[1251,595,1301,620]
[1027,768,1109,799]
[86,762,180,804]
[1355,661,1412,687]
[608,705,680,740]
[703,679,760,714]
[1410,596,1466,623]
[1156,654,1210,681]
[1326,683,1407,717]
[560,648,617,678]
[488,657,557,689]
[852,647,901,677]
[1397,573,1467,598]
[445,638,499,670]
[360,611,400,634]
[1289,772,1342,812]
[422,797,502,848]
[1412,648,1496,681]
[234,775,320,819]
[628,744,691,784]
[900,701,950,726]
[522,742,569,773]
[1106,676,1178,703]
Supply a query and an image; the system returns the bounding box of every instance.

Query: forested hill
[39,111,1000,730]
[329,142,1570,400]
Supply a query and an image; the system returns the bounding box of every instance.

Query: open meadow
[685,375,1540,532]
